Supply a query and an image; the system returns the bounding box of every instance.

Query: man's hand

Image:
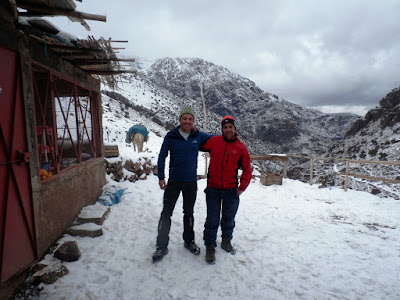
[159,180,167,190]
[236,189,243,196]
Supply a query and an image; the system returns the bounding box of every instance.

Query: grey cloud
[50,1,400,115]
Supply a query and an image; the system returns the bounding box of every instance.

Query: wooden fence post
[204,156,208,177]
[199,82,208,178]
[283,160,288,178]
[344,160,349,192]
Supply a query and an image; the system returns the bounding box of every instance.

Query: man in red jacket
[201,115,252,264]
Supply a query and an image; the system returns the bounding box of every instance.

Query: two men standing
[154,108,252,264]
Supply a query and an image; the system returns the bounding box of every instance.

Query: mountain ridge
[127,57,359,156]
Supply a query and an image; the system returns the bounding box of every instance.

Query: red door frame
[0,47,37,283]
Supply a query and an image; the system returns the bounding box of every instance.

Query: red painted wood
[0,47,37,283]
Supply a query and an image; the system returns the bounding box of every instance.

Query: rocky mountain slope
[118,57,359,156]
[330,87,400,161]
[290,87,400,199]
[327,87,400,198]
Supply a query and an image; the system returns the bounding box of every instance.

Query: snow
[31,86,400,300]
[36,176,400,299]
[69,223,102,231]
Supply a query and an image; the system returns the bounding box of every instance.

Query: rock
[144,166,151,175]
[67,223,103,238]
[152,165,158,175]
[32,263,69,284]
[371,188,381,195]
[54,241,81,262]
[128,174,138,182]
[133,162,141,172]
[105,158,157,182]
[76,203,110,225]
[31,263,47,274]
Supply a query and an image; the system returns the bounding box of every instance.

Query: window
[32,63,102,180]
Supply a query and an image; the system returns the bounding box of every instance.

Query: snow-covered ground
[28,93,400,300]
[35,176,400,300]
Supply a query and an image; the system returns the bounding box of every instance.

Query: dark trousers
[203,187,240,246]
[156,180,197,249]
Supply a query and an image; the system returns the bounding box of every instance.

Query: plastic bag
[98,185,128,206]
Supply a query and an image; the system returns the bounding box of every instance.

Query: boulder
[54,241,81,262]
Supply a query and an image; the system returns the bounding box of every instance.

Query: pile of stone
[105,158,158,182]
[105,160,123,181]
[31,204,110,285]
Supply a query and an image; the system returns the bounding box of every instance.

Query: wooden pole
[8,0,18,21]
[199,83,209,177]
[344,160,349,192]
[283,160,288,178]
[84,70,137,75]
[17,4,107,22]
[199,83,208,131]
[310,158,314,185]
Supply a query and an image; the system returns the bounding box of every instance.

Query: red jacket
[202,134,252,191]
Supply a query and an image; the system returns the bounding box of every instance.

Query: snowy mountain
[330,86,400,161]
[325,87,400,198]
[111,57,359,156]
[288,86,400,199]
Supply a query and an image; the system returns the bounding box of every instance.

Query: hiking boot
[221,237,236,254]
[152,247,168,263]
[184,241,201,255]
[205,244,216,264]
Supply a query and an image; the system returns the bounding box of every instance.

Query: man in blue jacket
[153,107,210,263]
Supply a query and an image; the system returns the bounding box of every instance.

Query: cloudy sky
[48,0,400,116]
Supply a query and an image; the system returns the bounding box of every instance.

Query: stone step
[67,223,103,238]
[76,202,110,225]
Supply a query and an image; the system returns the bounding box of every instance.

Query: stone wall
[33,158,106,257]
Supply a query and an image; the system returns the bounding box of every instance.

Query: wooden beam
[65,58,136,66]
[61,53,100,59]
[48,45,104,53]
[8,0,18,21]
[77,61,109,66]
[250,154,289,161]
[80,58,136,63]
[339,172,400,184]
[85,70,137,75]
[337,159,400,166]
[288,155,400,166]
[16,3,107,22]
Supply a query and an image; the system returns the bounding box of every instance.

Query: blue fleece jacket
[157,126,210,182]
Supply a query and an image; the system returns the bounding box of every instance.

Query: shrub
[368,148,378,156]
[379,152,388,160]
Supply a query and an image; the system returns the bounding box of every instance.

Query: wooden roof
[12,0,136,88]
